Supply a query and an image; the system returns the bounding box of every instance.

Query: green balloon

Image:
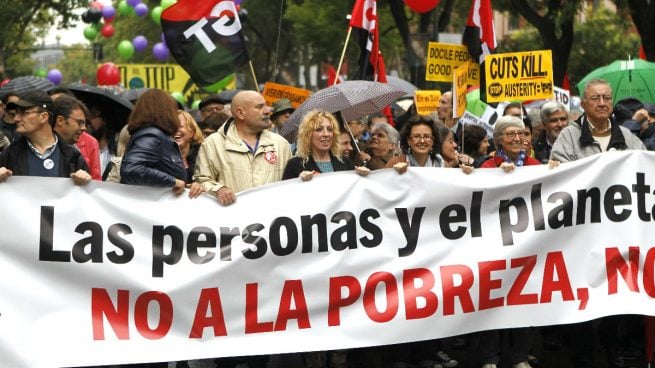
[93,21,103,31]
[202,74,235,93]
[83,26,98,41]
[118,1,134,17]
[34,67,47,78]
[191,99,200,110]
[171,91,185,106]
[117,40,135,60]
[161,0,176,10]
[151,6,163,25]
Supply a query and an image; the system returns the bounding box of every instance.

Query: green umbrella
[576,59,655,104]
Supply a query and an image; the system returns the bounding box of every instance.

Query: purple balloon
[134,3,148,17]
[127,0,141,7]
[47,69,63,86]
[132,35,148,52]
[234,0,244,4]
[101,5,116,19]
[153,42,169,61]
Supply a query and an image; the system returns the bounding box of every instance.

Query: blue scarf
[497,147,526,166]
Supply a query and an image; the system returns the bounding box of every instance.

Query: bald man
[193,90,292,205]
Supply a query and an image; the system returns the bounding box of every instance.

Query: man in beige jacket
[194,90,292,205]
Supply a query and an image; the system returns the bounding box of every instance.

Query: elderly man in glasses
[551,78,644,162]
[533,100,570,163]
[0,90,92,185]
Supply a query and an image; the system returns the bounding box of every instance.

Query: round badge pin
[43,158,55,170]
[264,151,277,164]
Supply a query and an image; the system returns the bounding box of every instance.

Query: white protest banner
[3,151,655,367]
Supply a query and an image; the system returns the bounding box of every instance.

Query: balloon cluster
[82,0,177,62]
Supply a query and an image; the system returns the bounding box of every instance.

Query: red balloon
[101,24,115,38]
[96,63,120,85]
[404,0,439,13]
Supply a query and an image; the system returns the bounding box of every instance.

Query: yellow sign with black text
[484,50,554,103]
[453,64,468,118]
[414,90,442,115]
[116,64,197,94]
[425,42,479,85]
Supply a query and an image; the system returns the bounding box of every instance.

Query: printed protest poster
[453,64,468,118]
[414,90,442,115]
[262,82,311,108]
[484,50,554,103]
[425,42,479,85]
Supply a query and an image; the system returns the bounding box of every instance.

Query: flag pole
[249,61,260,92]
[334,26,353,85]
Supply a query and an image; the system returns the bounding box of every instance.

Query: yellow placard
[425,42,479,85]
[262,82,311,108]
[484,50,554,103]
[414,90,442,116]
[116,64,198,97]
[453,64,468,118]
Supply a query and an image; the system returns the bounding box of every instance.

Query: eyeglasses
[15,109,42,117]
[67,116,86,127]
[588,95,612,103]
[201,105,224,114]
[409,134,433,141]
[504,130,526,139]
[548,116,568,123]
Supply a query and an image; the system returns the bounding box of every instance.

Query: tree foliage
[0,0,86,77]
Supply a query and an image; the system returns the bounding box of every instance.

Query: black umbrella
[66,83,134,130]
[0,76,54,97]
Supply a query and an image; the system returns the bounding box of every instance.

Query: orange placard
[262,82,311,107]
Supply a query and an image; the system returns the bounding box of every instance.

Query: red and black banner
[161,0,249,89]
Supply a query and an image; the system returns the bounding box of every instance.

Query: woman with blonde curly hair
[283,109,367,181]
[176,110,204,183]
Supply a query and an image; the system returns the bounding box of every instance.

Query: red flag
[462,0,496,102]
[350,0,379,80]
[376,53,395,126]
[324,64,343,86]
[463,0,496,64]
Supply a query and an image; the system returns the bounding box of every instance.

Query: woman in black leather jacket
[120,89,201,198]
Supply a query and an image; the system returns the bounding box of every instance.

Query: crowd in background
[0,78,653,368]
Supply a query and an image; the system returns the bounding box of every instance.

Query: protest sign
[3,151,655,366]
[453,64,468,118]
[262,82,311,108]
[425,42,479,84]
[117,63,194,93]
[414,90,442,115]
[484,50,554,103]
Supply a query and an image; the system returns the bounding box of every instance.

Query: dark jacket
[283,154,354,180]
[532,131,552,164]
[0,132,88,176]
[120,126,186,187]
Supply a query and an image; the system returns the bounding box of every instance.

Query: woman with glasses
[385,115,442,169]
[480,115,540,171]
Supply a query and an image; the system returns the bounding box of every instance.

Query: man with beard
[194,90,292,206]
[533,101,569,163]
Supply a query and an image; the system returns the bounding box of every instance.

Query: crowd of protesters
[0,77,653,368]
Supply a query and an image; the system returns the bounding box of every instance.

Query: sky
[44,1,112,46]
